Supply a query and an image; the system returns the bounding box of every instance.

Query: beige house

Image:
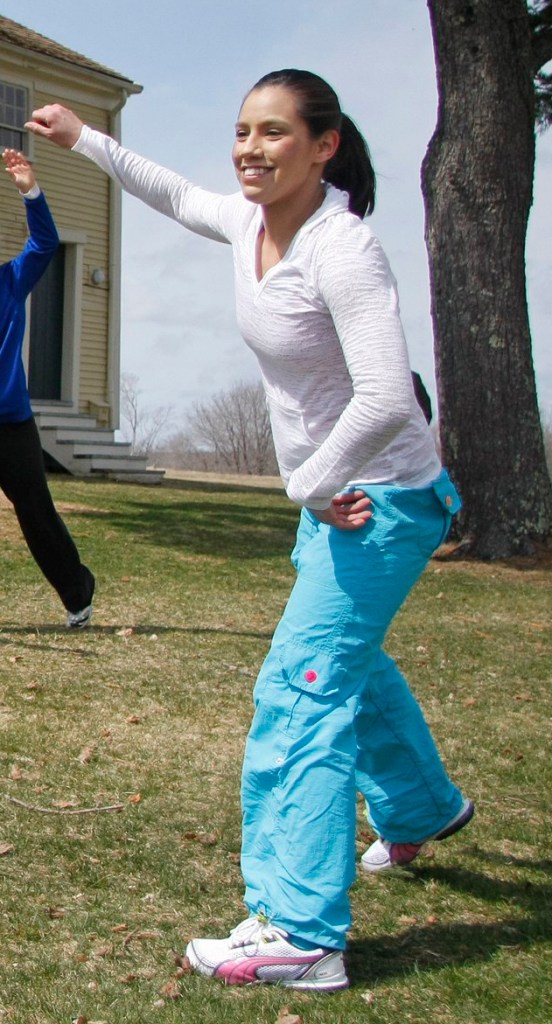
[0,16,161,480]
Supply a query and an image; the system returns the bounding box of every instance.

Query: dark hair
[248,69,376,217]
[411,371,433,424]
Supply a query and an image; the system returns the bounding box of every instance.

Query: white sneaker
[185,915,349,991]
[65,604,93,629]
[361,798,475,873]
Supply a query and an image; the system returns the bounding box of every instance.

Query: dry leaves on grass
[160,979,182,1000]
[118,968,156,983]
[276,1009,303,1024]
[173,952,193,972]
[181,830,218,846]
[0,842,14,856]
[122,928,161,948]
[91,943,113,958]
[47,907,66,919]
[77,746,95,764]
[71,1018,107,1024]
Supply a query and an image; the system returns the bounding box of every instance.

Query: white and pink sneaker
[361,797,475,873]
[185,915,348,991]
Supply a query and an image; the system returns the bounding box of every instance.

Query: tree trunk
[422,0,552,558]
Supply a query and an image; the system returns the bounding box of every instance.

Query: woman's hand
[25,104,84,149]
[309,490,372,530]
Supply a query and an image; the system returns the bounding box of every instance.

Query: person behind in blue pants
[0,149,94,628]
[28,70,474,990]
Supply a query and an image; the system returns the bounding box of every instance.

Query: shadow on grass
[48,473,285,498]
[71,495,298,560]
[462,846,552,871]
[160,477,285,498]
[414,860,552,894]
[350,862,552,984]
[0,622,274,648]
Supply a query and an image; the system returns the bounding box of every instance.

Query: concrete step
[47,428,117,444]
[34,407,164,484]
[72,442,133,457]
[89,456,150,472]
[100,469,165,485]
[34,411,98,430]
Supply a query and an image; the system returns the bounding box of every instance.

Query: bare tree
[157,427,197,468]
[189,381,278,475]
[156,427,217,471]
[422,0,552,558]
[120,372,174,458]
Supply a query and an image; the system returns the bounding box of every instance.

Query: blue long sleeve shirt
[0,191,59,423]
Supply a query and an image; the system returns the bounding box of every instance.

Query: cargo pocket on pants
[277,643,347,701]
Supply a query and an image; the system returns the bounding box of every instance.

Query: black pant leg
[0,417,95,612]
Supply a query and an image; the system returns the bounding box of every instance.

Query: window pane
[0,82,28,153]
[0,127,24,148]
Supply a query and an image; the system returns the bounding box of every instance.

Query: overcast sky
[3,0,551,425]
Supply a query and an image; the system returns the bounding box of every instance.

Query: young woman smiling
[27,69,473,992]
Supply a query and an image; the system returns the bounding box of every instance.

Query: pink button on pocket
[304,670,318,683]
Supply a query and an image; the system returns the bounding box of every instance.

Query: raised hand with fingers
[25,103,84,149]
[2,148,36,193]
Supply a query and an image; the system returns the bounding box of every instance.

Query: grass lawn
[0,474,550,1024]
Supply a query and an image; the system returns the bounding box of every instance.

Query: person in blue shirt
[1,148,94,627]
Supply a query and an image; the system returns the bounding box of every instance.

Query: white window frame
[0,79,30,154]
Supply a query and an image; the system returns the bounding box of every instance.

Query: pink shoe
[185,915,349,991]
[361,798,475,873]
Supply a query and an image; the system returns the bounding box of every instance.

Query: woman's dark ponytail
[248,69,376,218]
[324,114,376,217]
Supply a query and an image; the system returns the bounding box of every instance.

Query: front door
[28,244,65,401]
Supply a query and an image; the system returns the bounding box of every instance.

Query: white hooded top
[74,125,441,508]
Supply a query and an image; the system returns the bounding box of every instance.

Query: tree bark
[422,0,552,558]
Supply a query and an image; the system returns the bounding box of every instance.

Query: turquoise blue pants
[241,471,465,950]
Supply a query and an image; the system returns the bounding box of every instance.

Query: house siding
[0,18,141,428]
